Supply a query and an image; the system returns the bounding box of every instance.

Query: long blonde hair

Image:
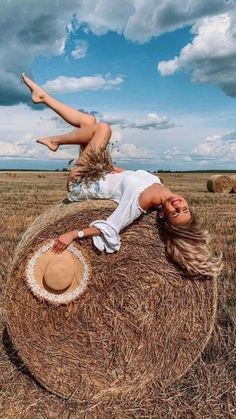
[159,212,223,279]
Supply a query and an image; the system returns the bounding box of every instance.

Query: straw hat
[25,240,90,304]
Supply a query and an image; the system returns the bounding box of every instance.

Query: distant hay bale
[230,175,236,193]
[207,175,233,193]
[5,200,217,402]
[7,172,17,178]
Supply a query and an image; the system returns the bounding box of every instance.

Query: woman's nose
[174,203,181,209]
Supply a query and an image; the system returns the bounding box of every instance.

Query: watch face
[78,230,84,238]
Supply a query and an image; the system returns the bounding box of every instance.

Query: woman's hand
[68,166,82,184]
[52,230,78,254]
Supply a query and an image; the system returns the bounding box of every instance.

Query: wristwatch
[77,230,85,239]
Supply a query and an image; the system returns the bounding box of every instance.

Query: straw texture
[74,146,114,184]
[207,175,233,193]
[5,200,218,402]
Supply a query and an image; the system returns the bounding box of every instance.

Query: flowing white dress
[67,170,161,253]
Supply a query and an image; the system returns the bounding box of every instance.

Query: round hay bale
[5,200,217,403]
[207,174,233,193]
[230,175,236,193]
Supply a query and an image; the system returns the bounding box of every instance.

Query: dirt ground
[0,171,235,418]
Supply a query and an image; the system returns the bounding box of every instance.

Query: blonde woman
[22,73,222,279]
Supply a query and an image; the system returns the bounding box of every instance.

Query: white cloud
[110,130,122,143]
[112,143,151,161]
[1,0,233,105]
[192,131,236,161]
[71,40,88,59]
[158,9,236,97]
[0,105,77,161]
[76,0,232,43]
[42,75,124,93]
[161,131,236,163]
[1,105,235,170]
[124,113,175,130]
[102,112,175,130]
[163,146,192,161]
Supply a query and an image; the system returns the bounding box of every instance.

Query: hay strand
[207,175,233,193]
[75,146,114,184]
[5,201,218,402]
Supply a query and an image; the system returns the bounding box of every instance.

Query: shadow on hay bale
[5,200,218,402]
[2,327,46,392]
[207,175,233,194]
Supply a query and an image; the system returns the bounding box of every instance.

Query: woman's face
[162,195,191,226]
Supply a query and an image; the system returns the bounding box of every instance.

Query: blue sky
[1,0,236,171]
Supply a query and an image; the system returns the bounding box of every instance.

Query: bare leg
[37,126,96,152]
[21,73,96,128]
[75,123,112,165]
[38,123,112,165]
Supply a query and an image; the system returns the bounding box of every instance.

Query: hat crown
[44,261,74,291]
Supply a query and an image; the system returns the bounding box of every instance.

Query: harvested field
[0,171,235,418]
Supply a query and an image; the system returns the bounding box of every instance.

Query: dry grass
[0,171,236,418]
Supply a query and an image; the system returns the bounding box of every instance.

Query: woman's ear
[159,209,164,219]
[157,207,164,219]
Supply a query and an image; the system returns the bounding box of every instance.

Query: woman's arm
[52,226,101,253]
[138,183,164,211]
[53,183,164,254]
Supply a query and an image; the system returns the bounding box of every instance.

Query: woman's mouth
[171,197,182,205]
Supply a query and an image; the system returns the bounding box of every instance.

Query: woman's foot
[36,137,59,152]
[21,73,47,104]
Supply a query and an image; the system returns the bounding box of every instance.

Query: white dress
[67,170,161,253]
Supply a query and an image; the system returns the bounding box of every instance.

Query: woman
[22,73,222,279]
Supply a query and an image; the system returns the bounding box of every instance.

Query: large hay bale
[230,175,236,193]
[207,175,233,193]
[5,200,217,403]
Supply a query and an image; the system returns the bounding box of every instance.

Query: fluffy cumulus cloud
[102,112,175,130]
[0,105,78,161]
[42,75,124,93]
[74,0,231,42]
[1,0,233,105]
[161,131,236,163]
[192,132,236,161]
[112,143,152,161]
[158,7,236,97]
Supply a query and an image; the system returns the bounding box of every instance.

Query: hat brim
[26,240,90,305]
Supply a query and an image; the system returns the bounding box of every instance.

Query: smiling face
[162,195,191,226]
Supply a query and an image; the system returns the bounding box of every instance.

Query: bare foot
[21,72,47,104]
[36,137,59,152]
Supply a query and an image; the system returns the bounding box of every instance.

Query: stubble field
[0,171,235,418]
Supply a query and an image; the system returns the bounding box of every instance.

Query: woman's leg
[67,123,112,187]
[21,73,96,128]
[38,123,112,162]
[36,126,97,152]
[76,122,112,164]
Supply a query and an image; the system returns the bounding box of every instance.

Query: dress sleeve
[89,187,147,253]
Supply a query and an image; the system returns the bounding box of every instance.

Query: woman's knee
[95,122,112,139]
[89,115,97,126]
